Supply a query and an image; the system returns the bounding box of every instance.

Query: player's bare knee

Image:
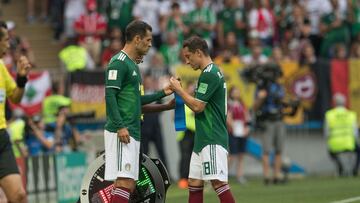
[114,178,135,192]
[211,179,226,189]
[188,178,203,187]
[8,188,26,203]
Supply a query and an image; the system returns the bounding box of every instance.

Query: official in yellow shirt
[0,21,31,203]
[325,93,360,176]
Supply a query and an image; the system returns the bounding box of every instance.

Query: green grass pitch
[165,176,360,203]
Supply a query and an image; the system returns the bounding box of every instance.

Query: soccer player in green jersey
[169,36,235,203]
[104,20,173,203]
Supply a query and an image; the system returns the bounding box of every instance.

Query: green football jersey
[320,13,350,57]
[105,51,142,141]
[185,7,216,39]
[217,7,245,38]
[194,63,228,153]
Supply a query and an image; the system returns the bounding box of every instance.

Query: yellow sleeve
[1,63,16,97]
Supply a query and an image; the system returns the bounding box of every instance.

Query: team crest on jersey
[108,70,117,80]
[132,70,137,76]
[198,83,208,94]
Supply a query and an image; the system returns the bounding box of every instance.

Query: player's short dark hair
[125,20,152,42]
[183,36,209,56]
[0,21,7,40]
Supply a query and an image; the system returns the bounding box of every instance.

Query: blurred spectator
[64,0,85,38]
[214,32,242,65]
[319,0,350,58]
[105,0,134,33]
[102,27,123,49]
[101,38,122,69]
[8,109,27,159]
[274,0,296,42]
[240,30,272,57]
[141,74,168,168]
[332,43,348,59]
[161,2,189,43]
[159,0,195,18]
[74,0,107,65]
[350,42,360,58]
[324,93,360,176]
[49,0,65,41]
[25,114,55,195]
[216,0,246,48]
[300,0,332,55]
[176,82,196,189]
[27,0,49,23]
[52,106,82,152]
[159,31,182,70]
[248,0,275,46]
[253,67,286,185]
[59,37,95,72]
[133,0,162,49]
[42,81,71,125]
[280,4,312,61]
[242,44,269,65]
[270,46,290,64]
[299,42,317,65]
[227,86,251,184]
[4,21,35,69]
[184,0,216,49]
[25,115,55,156]
[348,0,360,40]
[224,31,239,56]
[146,53,170,80]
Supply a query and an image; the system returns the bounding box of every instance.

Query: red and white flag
[10,71,51,116]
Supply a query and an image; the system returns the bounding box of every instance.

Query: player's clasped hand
[169,77,182,92]
[117,128,130,144]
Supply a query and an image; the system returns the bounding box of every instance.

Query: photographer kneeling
[252,65,286,185]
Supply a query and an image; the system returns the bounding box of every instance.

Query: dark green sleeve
[141,90,166,105]
[105,60,127,89]
[195,71,220,102]
[105,88,125,129]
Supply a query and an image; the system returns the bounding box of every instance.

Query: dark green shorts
[0,129,19,179]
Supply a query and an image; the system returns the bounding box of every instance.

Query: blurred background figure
[64,0,85,38]
[42,81,71,125]
[59,37,95,73]
[324,93,360,176]
[141,74,168,169]
[253,64,286,185]
[24,114,54,202]
[74,0,107,65]
[101,38,123,69]
[27,0,48,23]
[185,0,216,49]
[216,0,246,48]
[7,108,27,190]
[227,86,251,184]
[176,82,196,189]
[132,0,162,49]
[8,108,27,160]
[248,0,275,47]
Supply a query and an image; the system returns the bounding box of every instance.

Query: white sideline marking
[330,196,360,203]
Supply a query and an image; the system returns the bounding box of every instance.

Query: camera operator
[252,65,286,185]
[25,115,55,196]
[46,106,82,152]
